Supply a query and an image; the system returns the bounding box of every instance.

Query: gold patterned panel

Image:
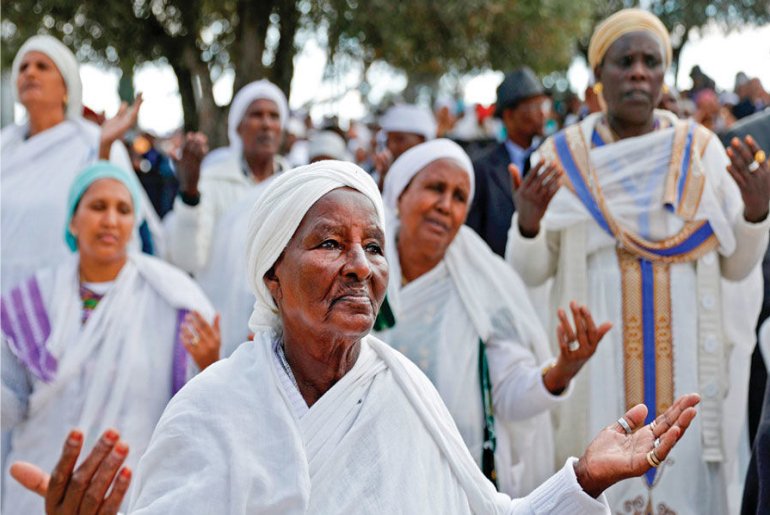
[652,262,674,415]
[618,248,646,411]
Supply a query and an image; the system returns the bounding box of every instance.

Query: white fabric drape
[128,330,609,514]
[1,253,213,514]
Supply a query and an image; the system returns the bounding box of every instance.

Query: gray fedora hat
[494,67,545,117]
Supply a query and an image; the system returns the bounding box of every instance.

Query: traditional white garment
[1,120,163,293]
[378,223,567,496]
[506,111,769,514]
[378,139,564,495]
[0,252,214,514]
[197,178,275,356]
[128,330,609,514]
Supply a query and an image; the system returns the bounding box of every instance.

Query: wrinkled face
[596,31,666,125]
[503,95,549,143]
[16,51,67,112]
[265,188,388,340]
[397,159,471,258]
[69,179,135,265]
[238,99,282,160]
[386,131,425,159]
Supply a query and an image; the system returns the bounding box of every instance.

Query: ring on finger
[654,437,661,449]
[756,150,766,164]
[646,450,662,468]
[190,333,200,346]
[649,420,657,433]
[568,340,580,352]
[749,160,760,173]
[617,417,632,435]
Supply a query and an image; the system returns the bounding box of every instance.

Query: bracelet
[179,190,201,206]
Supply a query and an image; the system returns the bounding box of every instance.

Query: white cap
[308,131,351,161]
[380,104,437,141]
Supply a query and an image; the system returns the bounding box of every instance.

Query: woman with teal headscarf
[0,162,218,514]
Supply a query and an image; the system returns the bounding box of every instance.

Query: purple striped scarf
[1,277,57,382]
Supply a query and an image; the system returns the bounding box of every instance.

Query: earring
[592,83,603,95]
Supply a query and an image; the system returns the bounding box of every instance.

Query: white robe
[1,253,214,514]
[1,119,165,293]
[376,223,566,496]
[506,112,769,514]
[128,331,609,514]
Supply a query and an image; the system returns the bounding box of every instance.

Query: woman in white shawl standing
[1,162,217,514]
[377,139,611,496]
[1,35,163,293]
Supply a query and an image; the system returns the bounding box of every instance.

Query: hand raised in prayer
[726,135,769,223]
[574,393,700,498]
[181,310,221,370]
[511,159,563,238]
[175,132,209,198]
[11,428,131,515]
[542,301,612,395]
[98,93,143,160]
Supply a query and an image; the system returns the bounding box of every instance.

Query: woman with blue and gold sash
[506,8,770,515]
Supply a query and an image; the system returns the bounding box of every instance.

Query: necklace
[276,341,300,390]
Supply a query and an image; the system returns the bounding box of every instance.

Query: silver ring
[748,160,760,173]
[617,417,632,435]
[568,340,580,352]
[654,437,661,449]
[646,450,661,468]
[650,420,657,433]
[190,334,200,346]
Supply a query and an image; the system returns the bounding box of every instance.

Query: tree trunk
[672,27,690,90]
[183,45,226,147]
[232,0,274,92]
[271,0,301,101]
[171,62,198,133]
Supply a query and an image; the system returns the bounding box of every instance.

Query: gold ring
[756,150,766,165]
[646,450,661,468]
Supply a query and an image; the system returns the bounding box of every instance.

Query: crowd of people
[1,7,769,515]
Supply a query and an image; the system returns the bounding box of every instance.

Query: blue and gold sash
[542,118,716,487]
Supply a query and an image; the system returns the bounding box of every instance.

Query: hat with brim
[494,67,544,118]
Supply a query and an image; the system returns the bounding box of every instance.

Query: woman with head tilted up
[377,139,611,496]
[1,162,217,514]
[1,35,163,294]
[506,8,770,514]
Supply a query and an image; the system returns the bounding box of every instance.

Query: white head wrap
[228,80,289,158]
[382,138,475,211]
[380,104,437,141]
[308,130,351,162]
[246,161,385,332]
[11,35,83,120]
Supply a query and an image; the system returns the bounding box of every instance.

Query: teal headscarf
[64,161,143,251]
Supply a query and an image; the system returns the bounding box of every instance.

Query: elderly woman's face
[69,179,135,265]
[266,188,388,340]
[16,51,67,111]
[596,31,665,126]
[397,159,471,257]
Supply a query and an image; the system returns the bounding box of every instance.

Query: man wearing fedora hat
[466,67,549,256]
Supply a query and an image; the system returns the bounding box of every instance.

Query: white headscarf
[11,35,83,120]
[308,130,351,162]
[380,104,437,141]
[246,161,385,332]
[227,80,289,158]
[383,138,475,210]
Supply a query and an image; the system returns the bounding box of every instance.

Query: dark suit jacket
[466,143,516,257]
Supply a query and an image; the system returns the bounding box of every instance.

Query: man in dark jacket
[466,67,548,256]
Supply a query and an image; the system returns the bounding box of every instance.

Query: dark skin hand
[512,160,563,238]
[725,135,770,223]
[175,132,210,198]
[11,428,131,515]
[575,393,700,498]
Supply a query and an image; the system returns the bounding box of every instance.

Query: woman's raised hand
[511,160,563,238]
[726,135,769,223]
[98,94,143,159]
[542,301,612,395]
[574,393,700,498]
[180,311,221,370]
[11,428,131,515]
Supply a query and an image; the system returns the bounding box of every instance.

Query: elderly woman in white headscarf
[377,139,611,496]
[506,8,770,514]
[1,162,215,514]
[166,79,291,274]
[11,161,702,514]
[1,35,160,294]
